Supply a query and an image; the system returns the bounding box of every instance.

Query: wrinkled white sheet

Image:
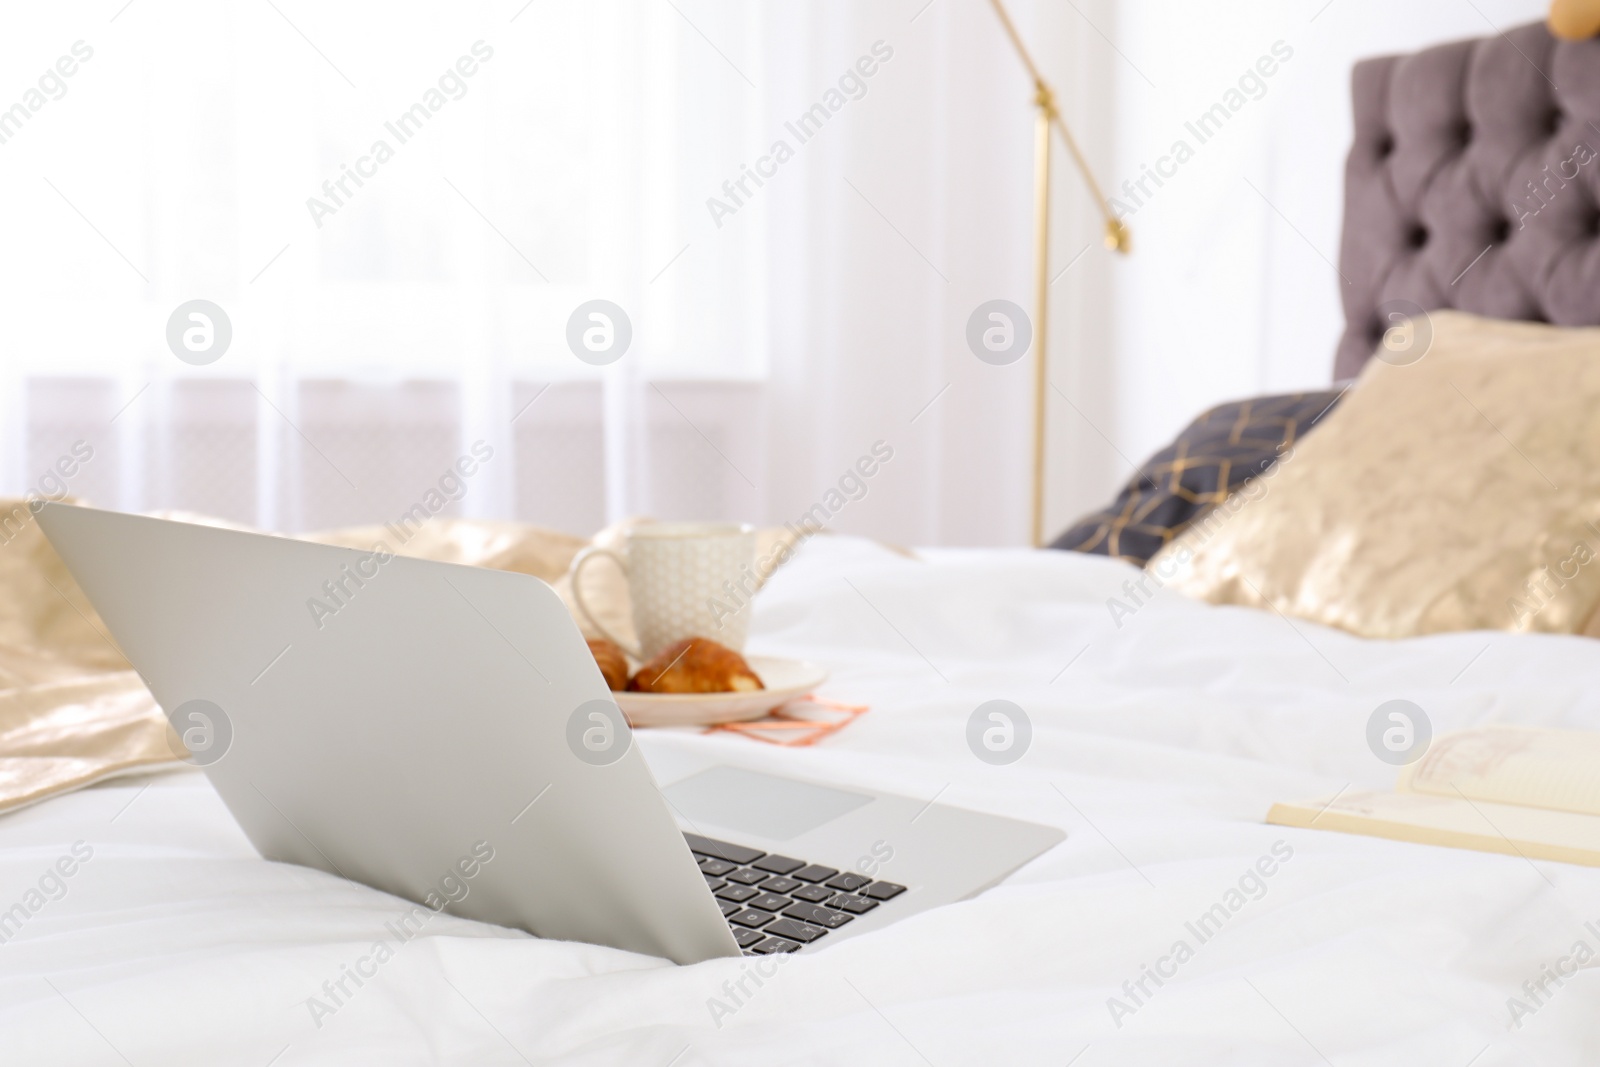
[4,536,1599,1066]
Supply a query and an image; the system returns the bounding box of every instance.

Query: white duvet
[4,536,1599,1066]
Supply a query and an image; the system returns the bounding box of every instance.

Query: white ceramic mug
[568,523,763,661]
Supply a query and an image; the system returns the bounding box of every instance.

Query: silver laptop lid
[36,502,740,964]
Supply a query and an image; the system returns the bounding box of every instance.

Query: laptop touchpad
[663,766,871,842]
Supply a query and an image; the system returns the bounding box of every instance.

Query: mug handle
[568,546,642,660]
[750,529,795,593]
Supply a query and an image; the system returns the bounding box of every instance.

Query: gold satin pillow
[1149,311,1600,638]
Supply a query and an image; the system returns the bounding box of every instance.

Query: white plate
[615,655,829,728]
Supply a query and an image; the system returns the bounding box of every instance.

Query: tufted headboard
[1334,21,1600,379]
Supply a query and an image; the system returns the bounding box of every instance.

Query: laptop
[36,503,1063,964]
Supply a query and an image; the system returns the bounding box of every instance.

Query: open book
[1268,725,1600,867]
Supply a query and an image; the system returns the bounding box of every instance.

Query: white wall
[1089,0,1547,494]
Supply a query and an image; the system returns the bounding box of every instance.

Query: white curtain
[1,0,1119,544]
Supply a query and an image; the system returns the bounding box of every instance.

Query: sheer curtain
[1,0,1118,545]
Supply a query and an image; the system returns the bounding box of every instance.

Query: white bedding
[4,536,1599,1066]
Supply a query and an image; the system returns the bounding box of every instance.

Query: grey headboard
[1335,21,1600,379]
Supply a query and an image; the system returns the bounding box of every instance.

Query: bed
[7,20,1600,1067]
[8,536,1600,1064]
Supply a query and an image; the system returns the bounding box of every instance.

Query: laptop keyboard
[684,833,906,954]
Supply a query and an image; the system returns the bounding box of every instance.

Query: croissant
[627,637,764,694]
[586,638,630,691]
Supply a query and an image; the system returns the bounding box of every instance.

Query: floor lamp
[987,0,1130,547]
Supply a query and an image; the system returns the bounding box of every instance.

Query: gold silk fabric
[1150,311,1600,639]
[0,508,813,816]
[0,501,171,815]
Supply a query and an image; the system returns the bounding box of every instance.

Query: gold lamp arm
[986,0,1130,254]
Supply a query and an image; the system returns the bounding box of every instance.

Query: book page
[1398,725,1600,817]
[1267,790,1600,867]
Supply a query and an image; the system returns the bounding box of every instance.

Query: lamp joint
[1032,80,1057,117]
